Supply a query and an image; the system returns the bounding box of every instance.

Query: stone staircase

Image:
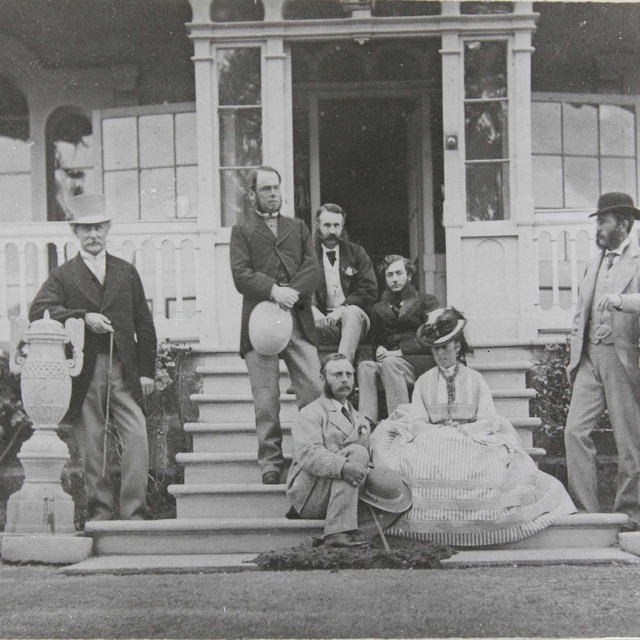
[84,343,634,565]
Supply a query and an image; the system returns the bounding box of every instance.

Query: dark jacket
[29,253,157,421]
[369,284,439,377]
[230,212,320,357]
[314,237,377,315]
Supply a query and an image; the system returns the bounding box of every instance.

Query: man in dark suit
[312,203,377,363]
[565,192,640,529]
[230,166,322,485]
[357,254,439,423]
[29,194,157,521]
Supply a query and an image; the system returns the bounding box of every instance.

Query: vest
[588,257,616,344]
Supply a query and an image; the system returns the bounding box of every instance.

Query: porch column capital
[264,0,286,22]
[187,0,212,24]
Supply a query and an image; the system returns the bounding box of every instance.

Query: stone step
[84,513,629,556]
[190,393,299,423]
[176,447,546,486]
[175,452,291,484]
[183,420,542,455]
[197,360,533,393]
[61,546,640,575]
[190,388,536,423]
[169,483,289,519]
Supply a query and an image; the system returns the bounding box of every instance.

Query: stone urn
[1,311,92,564]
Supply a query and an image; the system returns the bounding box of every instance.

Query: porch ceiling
[0,0,193,68]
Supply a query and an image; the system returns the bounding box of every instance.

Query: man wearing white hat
[30,194,157,521]
[230,166,322,485]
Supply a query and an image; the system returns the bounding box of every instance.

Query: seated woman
[370,307,575,547]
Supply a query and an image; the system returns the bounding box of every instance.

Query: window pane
[532,102,561,154]
[601,157,637,197]
[104,170,139,220]
[140,168,176,220]
[563,103,597,156]
[103,118,138,170]
[139,114,174,168]
[221,169,252,227]
[600,104,635,157]
[465,101,508,160]
[564,157,599,208]
[466,163,509,221]
[464,41,507,99]
[177,165,198,218]
[0,135,30,173]
[176,112,198,165]
[533,155,563,208]
[0,174,31,223]
[219,108,262,166]
[218,48,261,106]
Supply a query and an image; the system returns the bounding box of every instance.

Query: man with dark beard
[312,203,377,363]
[286,353,372,547]
[565,192,640,531]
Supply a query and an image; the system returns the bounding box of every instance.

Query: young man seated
[356,255,439,423]
[312,203,377,364]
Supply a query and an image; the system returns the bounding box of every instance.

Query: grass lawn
[1,562,640,638]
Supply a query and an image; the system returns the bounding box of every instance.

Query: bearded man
[565,192,640,531]
[312,203,377,363]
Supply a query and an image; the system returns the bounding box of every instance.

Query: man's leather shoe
[262,471,281,485]
[323,532,371,548]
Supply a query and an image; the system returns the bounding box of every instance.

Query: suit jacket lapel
[338,241,354,294]
[613,244,640,294]
[276,215,292,246]
[320,395,352,437]
[101,254,127,309]
[581,253,604,321]
[69,254,103,309]
[250,213,277,243]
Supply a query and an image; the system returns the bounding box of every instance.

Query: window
[532,99,637,209]
[0,75,30,223]
[217,48,262,226]
[464,40,509,221]
[98,104,198,221]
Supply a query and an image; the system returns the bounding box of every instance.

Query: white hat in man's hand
[249,301,293,356]
[68,194,111,225]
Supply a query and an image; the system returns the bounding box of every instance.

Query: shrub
[529,340,610,456]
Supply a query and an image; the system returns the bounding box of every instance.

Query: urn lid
[25,310,68,342]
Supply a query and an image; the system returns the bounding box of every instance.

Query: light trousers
[565,342,640,521]
[75,353,149,520]
[315,305,370,363]
[245,315,322,476]
[357,355,416,423]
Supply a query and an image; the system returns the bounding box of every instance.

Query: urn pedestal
[0,312,93,564]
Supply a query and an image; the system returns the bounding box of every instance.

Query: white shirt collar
[329,397,350,411]
[256,209,279,219]
[80,249,106,263]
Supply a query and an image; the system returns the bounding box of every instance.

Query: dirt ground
[1,561,640,638]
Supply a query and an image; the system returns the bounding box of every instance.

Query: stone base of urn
[1,533,93,564]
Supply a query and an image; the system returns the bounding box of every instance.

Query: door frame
[300,83,439,295]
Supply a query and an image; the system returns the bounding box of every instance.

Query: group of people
[27,162,640,548]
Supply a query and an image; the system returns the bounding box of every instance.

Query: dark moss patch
[252,539,455,571]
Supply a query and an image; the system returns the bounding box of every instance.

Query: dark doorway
[318,97,412,265]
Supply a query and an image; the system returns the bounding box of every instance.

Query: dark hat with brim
[418,307,467,348]
[589,192,640,220]
[359,466,412,514]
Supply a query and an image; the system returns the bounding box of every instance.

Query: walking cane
[101,331,114,477]
[368,504,391,552]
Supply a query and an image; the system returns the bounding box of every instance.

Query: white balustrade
[0,220,202,345]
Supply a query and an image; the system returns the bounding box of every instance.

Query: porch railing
[0,220,201,345]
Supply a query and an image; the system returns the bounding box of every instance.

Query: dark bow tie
[326,250,337,267]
